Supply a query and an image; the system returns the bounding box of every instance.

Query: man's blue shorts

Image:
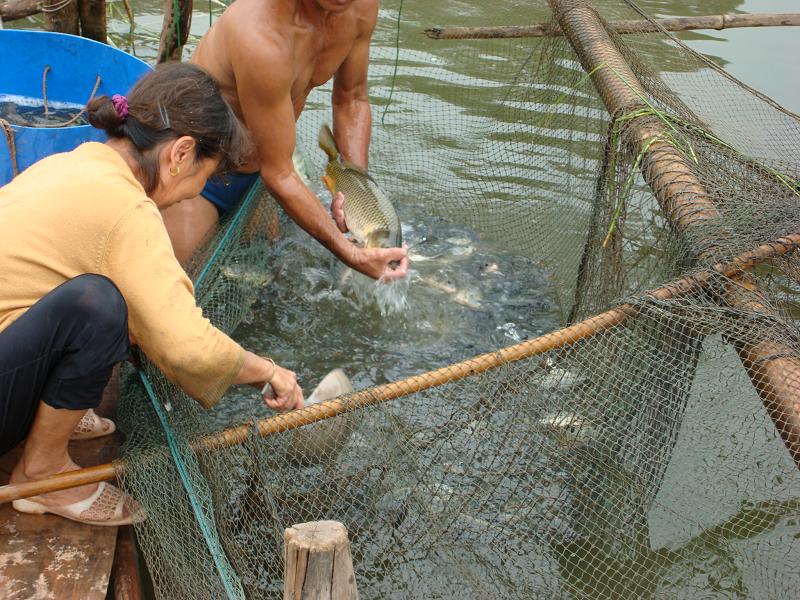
[201,171,260,216]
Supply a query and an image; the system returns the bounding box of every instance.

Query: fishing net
[115,0,800,597]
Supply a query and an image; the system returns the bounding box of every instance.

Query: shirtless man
[161,0,409,281]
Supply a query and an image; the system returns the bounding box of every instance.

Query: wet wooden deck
[0,375,125,600]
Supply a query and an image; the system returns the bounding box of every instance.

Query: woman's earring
[169,166,181,177]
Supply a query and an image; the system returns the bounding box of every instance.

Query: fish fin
[340,159,371,178]
[318,124,339,161]
[321,174,335,194]
[306,369,354,406]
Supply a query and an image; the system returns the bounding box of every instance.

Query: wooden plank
[111,526,145,600]
[0,372,122,599]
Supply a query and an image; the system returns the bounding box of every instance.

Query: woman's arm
[235,351,303,411]
[103,203,299,409]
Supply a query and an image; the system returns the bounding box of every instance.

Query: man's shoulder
[217,0,292,62]
[353,0,379,34]
[217,0,291,38]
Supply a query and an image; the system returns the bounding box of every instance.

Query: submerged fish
[285,368,355,467]
[318,124,402,253]
[419,275,482,309]
[536,411,598,446]
[220,264,272,288]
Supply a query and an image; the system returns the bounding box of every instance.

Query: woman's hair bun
[87,95,125,131]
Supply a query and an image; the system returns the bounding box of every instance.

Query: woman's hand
[236,352,304,411]
[261,362,304,412]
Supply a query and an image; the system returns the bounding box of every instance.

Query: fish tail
[318,124,339,161]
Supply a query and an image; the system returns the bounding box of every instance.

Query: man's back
[192,0,377,127]
[165,0,408,281]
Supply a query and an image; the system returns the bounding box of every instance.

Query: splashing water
[339,266,410,316]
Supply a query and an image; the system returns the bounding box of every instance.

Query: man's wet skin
[163,0,408,280]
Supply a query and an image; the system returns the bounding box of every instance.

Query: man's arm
[331,1,377,168]
[232,31,406,280]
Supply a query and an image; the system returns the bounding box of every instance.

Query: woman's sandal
[12,481,144,526]
[70,409,116,441]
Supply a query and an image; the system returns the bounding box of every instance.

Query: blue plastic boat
[0,30,151,185]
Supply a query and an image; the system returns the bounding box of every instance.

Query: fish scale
[318,124,402,249]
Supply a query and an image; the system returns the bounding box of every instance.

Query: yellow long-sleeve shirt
[0,142,245,408]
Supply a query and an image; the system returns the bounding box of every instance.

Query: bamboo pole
[0,0,41,21]
[547,0,800,468]
[1,233,797,504]
[424,13,800,40]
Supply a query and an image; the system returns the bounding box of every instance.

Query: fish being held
[285,368,355,466]
[318,124,402,257]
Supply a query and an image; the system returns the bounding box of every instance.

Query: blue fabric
[200,171,260,216]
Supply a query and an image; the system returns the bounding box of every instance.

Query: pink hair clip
[111,94,129,120]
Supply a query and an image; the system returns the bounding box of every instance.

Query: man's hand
[349,244,409,281]
[262,363,304,412]
[331,192,348,233]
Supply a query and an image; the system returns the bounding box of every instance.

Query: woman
[0,63,303,526]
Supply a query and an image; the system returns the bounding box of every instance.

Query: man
[161,0,409,281]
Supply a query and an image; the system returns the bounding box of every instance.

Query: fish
[536,356,586,390]
[291,147,313,187]
[220,264,273,288]
[318,124,402,254]
[285,368,355,467]
[419,275,482,309]
[536,411,598,446]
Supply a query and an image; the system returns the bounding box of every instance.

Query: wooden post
[284,521,359,600]
[158,0,192,63]
[78,0,106,43]
[41,0,79,35]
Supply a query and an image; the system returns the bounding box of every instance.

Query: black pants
[0,274,130,455]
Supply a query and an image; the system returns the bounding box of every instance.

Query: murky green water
[10,1,800,597]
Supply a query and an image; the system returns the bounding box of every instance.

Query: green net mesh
[115,1,800,597]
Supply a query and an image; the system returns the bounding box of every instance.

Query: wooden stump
[78,0,106,43]
[284,521,359,600]
[42,0,79,35]
[157,0,192,63]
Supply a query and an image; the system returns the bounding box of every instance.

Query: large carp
[318,124,402,252]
